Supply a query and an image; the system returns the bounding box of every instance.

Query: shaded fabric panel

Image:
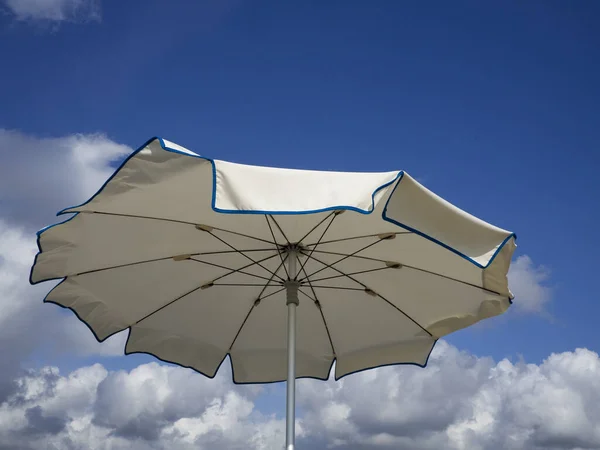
[230,290,333,383]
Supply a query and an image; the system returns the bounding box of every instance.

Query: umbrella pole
[285,249,299,450]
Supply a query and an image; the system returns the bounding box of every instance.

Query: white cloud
[297,342,600,450]
[508,255,552,314]
[0,130,130,400]
[0,129,129,229]
[1,344,600,449]
[0,361,278,450]
[2,0,100,23]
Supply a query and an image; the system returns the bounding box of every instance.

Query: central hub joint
[280,243,305,255]
[283,244,301,306]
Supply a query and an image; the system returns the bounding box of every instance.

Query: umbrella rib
[67,249,276,277]
[302,252,433,337]
[296,211,337,245]
[309,250,506,297]
[298,264,336,357]
[309,266,396,283]
[304,231,410,248]
[205,230,286,282]
[131,256,284,328]
[197,249,276,254]
[265,215,290,279]
[213,283,283,287]
[296,212,338,280]
[189,257,276,282]
[133,283,205,325]
[268,215,291,245]
[71,256,182,276]
[309,249,388,263]
[308,286,365,291]
[226,288,286,352]
[227,257,287,352]
[208,253,280,283]
[259,286,287,300]
[298,288,317,302]
[86,211,277,245]
[299,239,383,281]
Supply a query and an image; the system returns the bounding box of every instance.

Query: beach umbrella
[30,137,516,449]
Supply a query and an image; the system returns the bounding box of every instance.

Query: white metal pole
[285,249,299,450]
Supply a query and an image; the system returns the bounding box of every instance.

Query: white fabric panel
[483,237,517,297]
[230,291,333,382]
[160,139,199,156]
[126,282,264,377]
[310,234,483,288]
[31,137,516,383]
[351,269,509,338]
[32,212,273,283]
[214,159,399,213]
[61,140,276,241]
[384,173,513,267]
[313,287,436,378]
[45,259,231,340]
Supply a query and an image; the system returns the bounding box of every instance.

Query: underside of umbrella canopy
[30,137,516,383]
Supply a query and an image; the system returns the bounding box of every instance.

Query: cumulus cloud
[0,130,130,402]
[0,129,129,229]
[0,361,279,450]
[508,255,552,314]
[297,341,600,450]
[1,343,600,449]
[2,0,101,23]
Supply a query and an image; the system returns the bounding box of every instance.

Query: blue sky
[2,0,597,361]
[1,1,599,448]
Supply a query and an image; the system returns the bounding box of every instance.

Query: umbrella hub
[280,242,306,255]
[282,244,301,306]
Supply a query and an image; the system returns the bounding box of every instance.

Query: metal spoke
[68,248,276,278]
[266,215,290,279]
[308,285,365,291]
[132,260,286,329]
[197,249,277,254]
[213,283,283,287]
[309,250,506,297]
[309,249,388,263]
[300,252,433,337]
[190,257,276,282]
[268,215,291,245]
[309,266,396,283]
[296,211,336,245]
[304,231,410,248]
[300,239,383,281]
[257,257,287,298]
[85,211,277,245]
[298,264,336,358]
[133,283,205,325]
[259,287,286,300]
[205,230,285,282]
[298,288,317,302]
[72,256,182,277]
[209,253,280,283]
[296,212,338,281]
[227,256,288,352]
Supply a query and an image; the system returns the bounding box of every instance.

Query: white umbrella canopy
[30,137,516,449]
